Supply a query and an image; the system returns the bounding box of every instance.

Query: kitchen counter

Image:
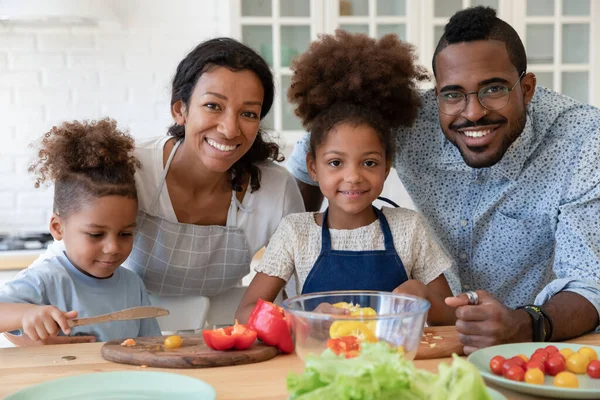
[1,331,599,399]
[0,250,42,271]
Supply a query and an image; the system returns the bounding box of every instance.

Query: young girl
[0,119,161,343]
[237,31,456,326]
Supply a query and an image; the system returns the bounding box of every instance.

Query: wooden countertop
[1,332,599,399]
[0,250,42,271]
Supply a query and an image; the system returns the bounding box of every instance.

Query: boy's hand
[392,279,428,299]
[21,306,78,341]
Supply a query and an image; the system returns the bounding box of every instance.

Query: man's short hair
[432,6,527,77]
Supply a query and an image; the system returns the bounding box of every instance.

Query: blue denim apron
[301,206,409,294]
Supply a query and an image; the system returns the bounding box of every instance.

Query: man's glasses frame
[436,71,525,116]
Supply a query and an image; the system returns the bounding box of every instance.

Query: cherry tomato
[516,353,529,363]
[554,371,579,388]
[524,368,544,385]
[552,352,566,362]
[578,347,598,362]
[566,353,589,374]
[490,355,505,375]
[502,358,524,376]
[545,356,566,376]
[587,359,600,379]
[163,335,183,349]
[559,348,575,359]
[531,349,549,362]
[526,359,546,374]
[509,356,527,370]
[545,345,559,354]
[505,365,525,382]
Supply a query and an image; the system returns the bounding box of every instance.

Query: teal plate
[5,371,216,400]
[468,342,600,399]
[487,386,507,399]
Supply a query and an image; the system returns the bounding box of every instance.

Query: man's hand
[21,306,78,341]
[445,290,532,355]
[392,280,428,299]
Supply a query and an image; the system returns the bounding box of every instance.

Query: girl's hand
[392,279,428,300]
[21,306,78,341]
[313,302,350,315]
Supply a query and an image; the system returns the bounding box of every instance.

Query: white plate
[468,342,600,399]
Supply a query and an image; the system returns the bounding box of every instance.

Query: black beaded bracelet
[538,307,555,342]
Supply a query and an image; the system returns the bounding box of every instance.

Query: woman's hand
[392,279,429,299]
[21,306,78,341]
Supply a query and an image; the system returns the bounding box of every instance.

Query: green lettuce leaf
[287,343,492,400]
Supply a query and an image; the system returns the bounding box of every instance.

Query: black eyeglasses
[436,71,525,116]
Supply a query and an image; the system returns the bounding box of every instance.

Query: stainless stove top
[0,233,53,251]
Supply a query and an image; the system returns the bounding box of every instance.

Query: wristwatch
[517,305,553,342]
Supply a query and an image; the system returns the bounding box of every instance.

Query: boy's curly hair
[29,118,141,218]
[288,30,429,159]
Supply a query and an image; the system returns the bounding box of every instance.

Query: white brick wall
[1,0,225,232]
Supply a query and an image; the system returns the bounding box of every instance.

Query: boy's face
[50,196,138,278]
[307,123,390,227]
[434,40,536,168]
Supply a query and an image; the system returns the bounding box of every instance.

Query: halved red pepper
[203,320,257,351]
[327,335,360,358]
[247,298,294,353]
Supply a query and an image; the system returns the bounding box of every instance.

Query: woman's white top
[134,136,305,259]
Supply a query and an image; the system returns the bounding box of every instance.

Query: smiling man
[288,6,600,353]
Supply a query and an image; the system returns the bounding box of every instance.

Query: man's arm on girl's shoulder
[286,133,323,211]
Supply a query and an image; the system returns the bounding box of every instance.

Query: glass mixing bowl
[283,291,430,361]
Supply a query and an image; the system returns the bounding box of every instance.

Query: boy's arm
[0,303,77,340]
[0,303,39,332]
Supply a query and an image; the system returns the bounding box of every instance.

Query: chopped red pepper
[247,298,294,353]
[203,320,257,351]
[327,335,361,358]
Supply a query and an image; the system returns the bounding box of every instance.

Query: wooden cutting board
[415,326,464,360]
[101,335,278,369]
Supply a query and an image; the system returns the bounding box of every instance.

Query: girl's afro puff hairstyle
[287,29,429,159]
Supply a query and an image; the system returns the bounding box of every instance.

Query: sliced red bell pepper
[203,320,257,351]
[327,335,360,358]
[247,298,294,353]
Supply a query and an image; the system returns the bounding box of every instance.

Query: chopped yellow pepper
[329,302,378,342]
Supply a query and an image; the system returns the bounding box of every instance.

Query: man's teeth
[463,129,493,138]
[207,139,237,151]
[342,191,364,195]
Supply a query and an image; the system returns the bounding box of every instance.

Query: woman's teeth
[463,129,493,138]
[207,138,237,152]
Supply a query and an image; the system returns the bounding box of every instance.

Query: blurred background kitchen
[0,0,598,272]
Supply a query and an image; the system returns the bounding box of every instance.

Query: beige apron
[125,140,252,297]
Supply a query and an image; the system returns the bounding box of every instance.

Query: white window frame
[229,0,600,143]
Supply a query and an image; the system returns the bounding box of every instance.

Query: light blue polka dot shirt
[288,87,600,320]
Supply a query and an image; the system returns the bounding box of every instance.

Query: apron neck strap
[320,206,395,251]
[151,138,182,213]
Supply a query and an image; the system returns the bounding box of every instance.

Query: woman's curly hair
[288,30,429,160]
[29,118,140,217]
[167,37,282,193]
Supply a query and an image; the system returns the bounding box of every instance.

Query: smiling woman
[124,38,304,298]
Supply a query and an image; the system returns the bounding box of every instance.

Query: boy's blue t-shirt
[0,251,161,342]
